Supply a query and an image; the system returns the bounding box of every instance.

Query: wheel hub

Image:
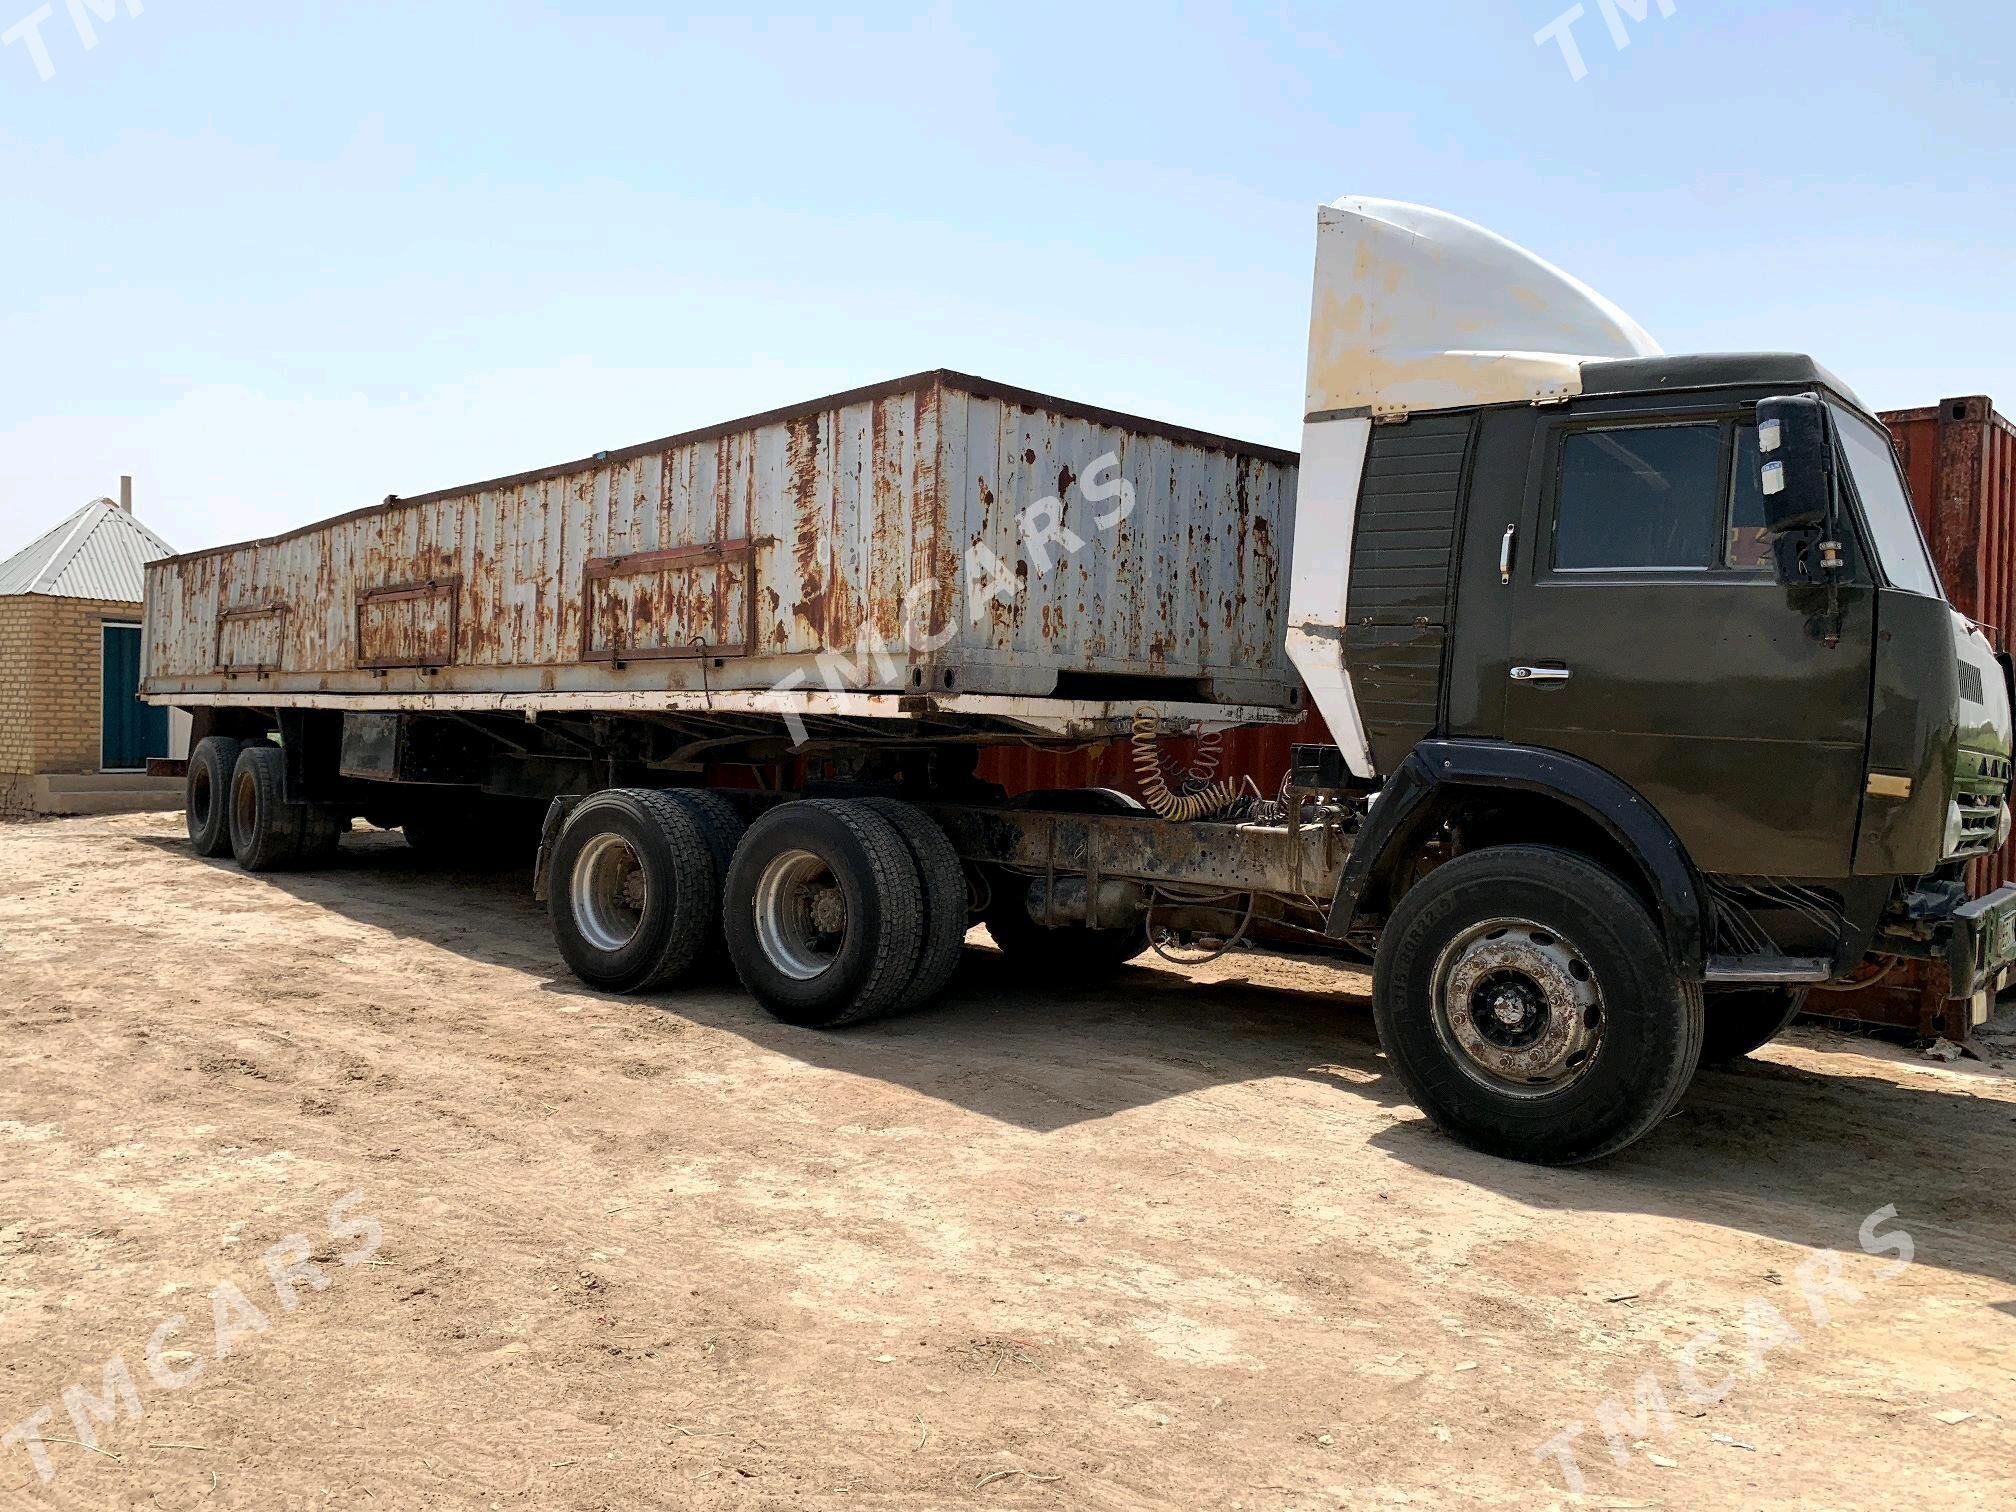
[808,886,846,935]
[571,832,647,953]
[754,849,846,981]
[1431,920,1604,1096]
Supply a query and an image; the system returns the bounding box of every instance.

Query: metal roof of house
[0,499,174,602]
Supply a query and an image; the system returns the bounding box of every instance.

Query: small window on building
[1553,423,1723,570]
[1726,422,1773,569]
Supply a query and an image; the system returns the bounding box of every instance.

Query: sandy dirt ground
[2,812,2014,1510]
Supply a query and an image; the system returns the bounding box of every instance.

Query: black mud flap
[532,794,585,903]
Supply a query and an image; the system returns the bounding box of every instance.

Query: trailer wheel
[722,800,924,1028]
[186,735,244,857]
[857,798,969,1013]
[228,745,332,873]
[548,789,716,993]
[1372,844,1703,1166]
[1699,987,1808,1065]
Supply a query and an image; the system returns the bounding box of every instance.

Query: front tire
[1372,845,1703,1166]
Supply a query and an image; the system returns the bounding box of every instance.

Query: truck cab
[1292,198,2016,1159]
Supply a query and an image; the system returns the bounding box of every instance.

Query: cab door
[1502,404,1874,878]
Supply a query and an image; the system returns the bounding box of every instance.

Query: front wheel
[1372,844,1703,1166]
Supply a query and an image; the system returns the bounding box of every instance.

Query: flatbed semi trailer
[145,197,2016,1164]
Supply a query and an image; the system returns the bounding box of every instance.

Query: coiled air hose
[1130,706,1242,821]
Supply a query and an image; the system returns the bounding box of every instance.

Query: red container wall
[1880,397,2016,896]
[975,704,1334,799]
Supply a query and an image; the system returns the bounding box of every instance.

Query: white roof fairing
[1304,197,1662,419]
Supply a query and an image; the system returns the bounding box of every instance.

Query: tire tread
[801,799,925,1024]
[858,797,967,1013]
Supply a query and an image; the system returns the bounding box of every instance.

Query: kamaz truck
[142,197,2016,1164]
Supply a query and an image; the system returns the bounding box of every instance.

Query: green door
[1503,406,1875,878]
[101,623,169,771]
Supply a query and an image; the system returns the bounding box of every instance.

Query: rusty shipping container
[141,371,1302,729]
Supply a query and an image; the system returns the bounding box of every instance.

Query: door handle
[1499,524,1516,585]
[1510,665,1572,685]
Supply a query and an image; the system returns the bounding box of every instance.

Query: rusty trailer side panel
[141,371,1300,721]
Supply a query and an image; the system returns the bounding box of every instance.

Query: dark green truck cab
[1326,351,2016,1159]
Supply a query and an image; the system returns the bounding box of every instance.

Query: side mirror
[1755,394,1833,535]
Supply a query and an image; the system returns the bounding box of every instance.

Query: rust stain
[787,413,827,644]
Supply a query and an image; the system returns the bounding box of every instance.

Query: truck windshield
[1830,404,1944,599]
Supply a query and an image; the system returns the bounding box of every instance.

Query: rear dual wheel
[547,789,718,993]
[186,735,244,857]
[548,790,967,1025]
[225,745,345,873]
[723,798,966,1027]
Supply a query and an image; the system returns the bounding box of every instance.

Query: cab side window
[1552,423,1724,570]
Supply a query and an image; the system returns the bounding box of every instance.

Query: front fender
[1326,739,1708,978]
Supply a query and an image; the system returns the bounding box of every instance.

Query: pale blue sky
[3,2,2012,560]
